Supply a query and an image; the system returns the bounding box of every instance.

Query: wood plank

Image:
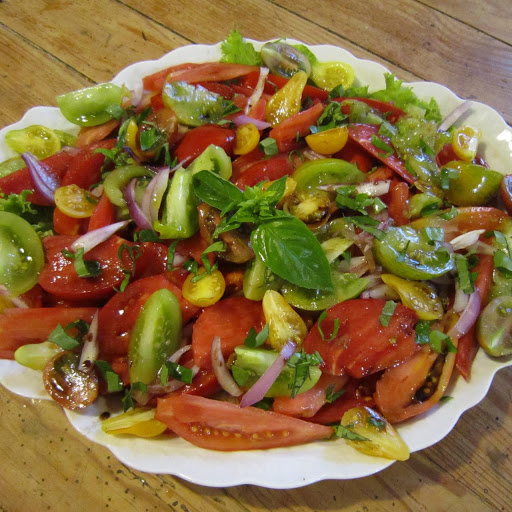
[0,26,90,126]
[420,0,512,45]
[118,0,420,81]
[0,0,190,84]
[271,0,512,124]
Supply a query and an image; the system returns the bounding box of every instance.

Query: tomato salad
[1,31,511,460]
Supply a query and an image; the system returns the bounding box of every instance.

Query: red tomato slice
[0,150,75,205]
[348,124,416,184]
[175,125,235,164]
[53,208,85,236]
[334,138,377,173]
[272,374,348,418]
[387,180,410,226]
[87,193,115,232]
[142,63,201,92]
[61,139,116,189]
[234,154,294,188]
[269,102,325,152]
[196,82,235,99]
[166,62,258,85]
[38,235,133,301]
[155,394,333,451]
[0,307,96,358]
[75,119,119,147]
[303,299,418,379]
[98,274,199,359]
[192,296,264,369]
[308,378,376,425]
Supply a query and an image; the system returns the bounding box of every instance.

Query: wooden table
[1,1,511,510]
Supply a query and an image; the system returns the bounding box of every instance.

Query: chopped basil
[317,310,340,341]
[429,330,457,354]
[379,300,397,327]
[325,384,345,403]
[48,324,80,350]
[62,247,102,278]
[370,135,394,158]
[160,361,193,385]
[259,137,279,157]
[287,351,323,398]
[95,360,124,392]
[334,424,369,442]
[454,253,475,293]
[244,324,269,348]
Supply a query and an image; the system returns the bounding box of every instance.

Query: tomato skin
[155,394,333,451]
[235,154,293,188]
[0,307,96,358]
[175,125,235,164]
[192,296,265,370]
[387,180,410,226]
[98,274,199,360]
[165,62,258,86]
[334,138,376,173]
[332,97,406,124]
[0,150,75,205]
[38,235,131,301]
[303,299,418,379]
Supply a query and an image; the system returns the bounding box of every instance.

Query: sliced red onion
[125,178,152,229]
[361,283,399,300]
[240,340,296,408]
[211,336,242,397]
[79,310,99,373]
[302,149,327,161]
[317,180,391,197]
[438,100,472,132]
[0,285,29,308]
[449,229,485,251]
[169,344,192,364]
[453,285,469,314]
[245,67,269,115]
[141,166,170,224]
[71,220,131,254]
[232,115,271,131]
[21,152,60,203]
[448,287,481,340]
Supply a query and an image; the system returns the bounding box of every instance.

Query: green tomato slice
[4,125,62,159]
[292,158,365,191]
[162,81,227,127]
[477,296,512,357]
[0,211,45,297]
[281,271,369,311]
[374,226,453,280]
[56,83,123,127]
[128,288,183,385]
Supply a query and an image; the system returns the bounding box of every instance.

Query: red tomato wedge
[155,394,333,451]
[303,299,418,378]
[142,63,201,92]
[192,296,264,369]
[38,235,133,301]
[165,62,258,85]
[334,138,377,173]
[348,124,416,184]
[87,193,115,232]
[98,274,199,359]
[175,125,235,164]
[272,374,348,418]
[387,180,410,226]
[235,154,294,188]
[0,307,96,358]
[53,208,85,236]
[269,102,325,152]
[0,150,75,205]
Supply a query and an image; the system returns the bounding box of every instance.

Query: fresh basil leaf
[429,330,457,354]
[454,253,475,293]
[244,324,269,348]
[48,324,80,350]
[379,300,397,327]
[259,137,279,157]
[251,216,333,291]
[193,170,244,212]
[95,360,124,392]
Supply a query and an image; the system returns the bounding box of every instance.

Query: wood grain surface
[1,1,511,511]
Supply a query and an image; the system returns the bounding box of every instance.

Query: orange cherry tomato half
[234,123,260,155]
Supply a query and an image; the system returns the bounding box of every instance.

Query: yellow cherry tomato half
[305,126,349,155]
[101,408,167,438]
[234,123,260,155]
[310,61,355,91]
[182,268,226,307]
[54,184,98,218]
[452,125,481,162]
